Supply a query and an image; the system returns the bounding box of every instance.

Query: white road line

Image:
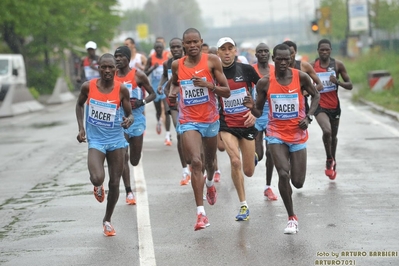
[133,156,156,266]
[348,105,399,136]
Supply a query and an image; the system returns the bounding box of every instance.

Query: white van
[0,54,27,101]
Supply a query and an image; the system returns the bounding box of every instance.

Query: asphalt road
[0,89,398,266]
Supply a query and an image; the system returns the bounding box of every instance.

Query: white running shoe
[284,219,298,234]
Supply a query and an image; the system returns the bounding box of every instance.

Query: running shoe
[254,152,259,166]
[284,218,298,234]
[194,213,210,231]
[103,221,116,236]
[213,171,221,183]
[206,185,217,205]
[325,159,336,180]
[126,192,136,205]
[235,206,250,221]
[156,121,162,135]
[264,188,278,201]
[180,172,191,186]
[93,185,105,203]
[164,139,172,146]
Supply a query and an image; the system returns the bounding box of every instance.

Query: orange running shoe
[103,221,116,236]
[93,185,105,203]
[325,159,336,180]
[206,185,217,205]
[180,172,191,186]
[264,188,278,201]
[164,139,172,146]
[194,213,210,231]
[126,192,136,205]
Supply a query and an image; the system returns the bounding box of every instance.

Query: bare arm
[302,61,323,92]
[138,54,147,70]
[332,60,353,90]
[144,57,159,76]
[135,70,156,104]
[157,61,169,93]
[120,84,134,129]
[168,60,180,105]
[243,76,268,118]
[208,54,230,98]
[75,81,90,142]
[299,71,320,129]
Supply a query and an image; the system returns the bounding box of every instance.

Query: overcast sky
[118,0,318,28]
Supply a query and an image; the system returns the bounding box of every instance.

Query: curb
[359,97,399,122]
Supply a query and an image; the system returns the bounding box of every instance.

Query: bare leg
[103,148,125,223]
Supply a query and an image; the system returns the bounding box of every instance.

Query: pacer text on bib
[270,93,299,120]
[180,78,209,106]
[87,99,117,128]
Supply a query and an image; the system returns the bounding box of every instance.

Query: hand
[76,129,86,143]
[243,111,256,127]
[157,86,163,94]
[329,75,338,85]
[153,63,159,68]
[298,117,310,130]
[121,116,134,129]
[243,91,254,110]
[191,75,206,87]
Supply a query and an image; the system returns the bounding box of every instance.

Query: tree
[0,0,121,91]
[371,0,399,49]
[320,0,347,40]
[143,0,203,42]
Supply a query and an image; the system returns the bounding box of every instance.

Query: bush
[27,65,61,95]
[29,87,40,100]
[345,48,399,112]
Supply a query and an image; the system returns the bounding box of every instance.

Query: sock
[183,167,189,174]
[264,185,270,191]
[125,186,132,194]
[289,215,298,221]
[215,169,221,174]
[197,206,205,215]
[240,201,248,208]
[165,131,171,140]
[206,177,214,187]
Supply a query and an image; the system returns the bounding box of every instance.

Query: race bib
[317,71,337,93]
[222,87,248,114]
[152,65,163,80]
[87,99,117,128]
[180,78,209,106]
[270,93,299,120]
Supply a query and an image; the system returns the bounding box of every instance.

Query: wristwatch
[306,114,314,123]
[142,99,146,105]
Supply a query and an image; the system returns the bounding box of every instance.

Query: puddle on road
[30,121,65,128]
[0,177,87,241]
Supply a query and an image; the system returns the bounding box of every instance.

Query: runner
[168,28,230,231]
[244,43,320,234]
[309,39,353,180]
[75,53,133,236]
[252,42,278,201]
[160,37,191,185]
[144,41,169,136]
[283,40,323,113]
[124,37,147,71]
[217,37,260,221]
[114,46,156,205]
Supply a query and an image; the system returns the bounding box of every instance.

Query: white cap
[85,41,97,50]
[216,37,235,48]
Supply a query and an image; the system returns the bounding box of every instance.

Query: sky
[118,0,318,28]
